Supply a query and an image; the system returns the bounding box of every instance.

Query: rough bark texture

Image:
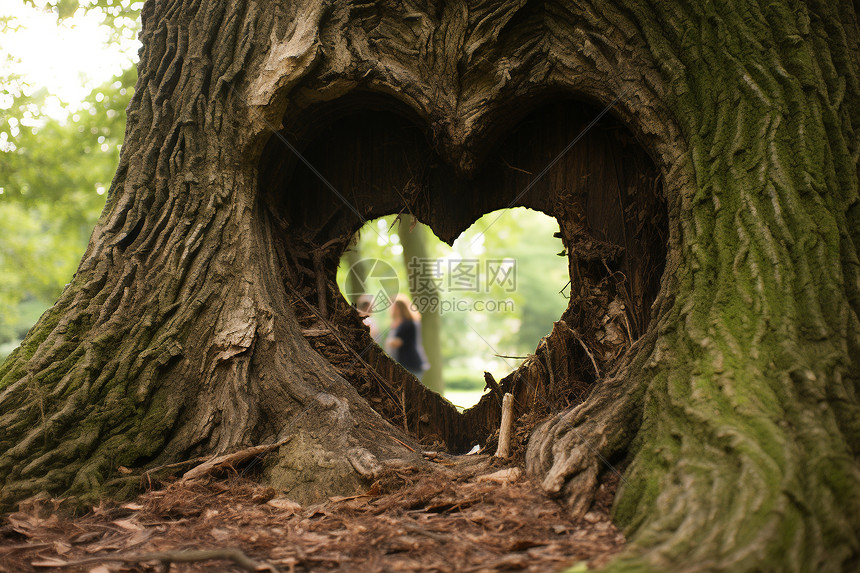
[1,1,859,571]
[526,2,860,571]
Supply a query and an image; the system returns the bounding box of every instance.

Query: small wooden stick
[388,434,417,453]
[495,393,514,458]
[179,438,291,482]
[31,548,276,572]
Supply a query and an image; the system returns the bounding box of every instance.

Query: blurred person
[385,296,428,379]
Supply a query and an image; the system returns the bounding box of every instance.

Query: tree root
[525,368,643,518]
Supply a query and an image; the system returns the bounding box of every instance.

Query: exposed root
[526,372,642,519]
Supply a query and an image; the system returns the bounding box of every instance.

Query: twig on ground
[180,438,292,482]
[32,548,278,571]
[140,456,210,488]
[388,434,417,453]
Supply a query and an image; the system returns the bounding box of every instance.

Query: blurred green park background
[338,213,569,408]
[1,0,141,359]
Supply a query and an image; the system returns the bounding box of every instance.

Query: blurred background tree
[0,0,141,359]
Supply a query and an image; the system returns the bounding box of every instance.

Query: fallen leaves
[0,459,625,572]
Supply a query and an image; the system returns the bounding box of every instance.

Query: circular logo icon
[343,258,399,313]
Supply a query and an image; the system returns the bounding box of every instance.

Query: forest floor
[0,454,624,572]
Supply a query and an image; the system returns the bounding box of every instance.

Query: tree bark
[525,2,860,571]
[0,1,858,571]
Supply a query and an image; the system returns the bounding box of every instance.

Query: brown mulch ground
[0,456,624,572]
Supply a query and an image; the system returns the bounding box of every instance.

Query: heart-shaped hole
[337,208,569,409]
[258,94,668,451]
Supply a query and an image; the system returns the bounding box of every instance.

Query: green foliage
[0,65,136,360]
[22,0,142,38]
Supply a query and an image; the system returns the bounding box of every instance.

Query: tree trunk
[397,215,444,394]
[1,1,858,571]
[0,0,423,508]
